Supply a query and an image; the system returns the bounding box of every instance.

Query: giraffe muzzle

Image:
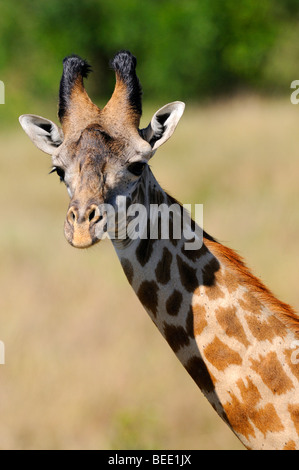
[64,203,106,248]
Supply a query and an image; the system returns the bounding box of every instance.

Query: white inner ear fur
[141,101,185,151]
[19,114,64,155]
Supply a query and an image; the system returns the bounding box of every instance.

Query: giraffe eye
[50,166,65,182]
[127,161,146,176]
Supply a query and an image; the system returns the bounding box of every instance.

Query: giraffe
[19,51,299,450]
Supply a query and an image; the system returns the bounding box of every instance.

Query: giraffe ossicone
[19,50,299,450]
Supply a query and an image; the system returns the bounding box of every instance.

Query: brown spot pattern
[192,304,208,336]
[185,304,207,338]
[239,291,263,313]
[185,307,194,338]
[251,403,284,437]
[224,392,256,440]
[284,347,299,382]
[216,306,250,347]
[176,255,198,292]
[204,336,242,371]
[166,290,183,316]
[237,378,284,438]
[221,268,240,294]
[155,247,173,285]
[185,356,216,394]
[181,242,208,263]
[121,258,134,285]
[224,377,284,440]
[136,238,156,267]
[251,351,294,395]
[202,257,220,286]
[283,440,296,450]
[137,280,159,317]
[204,284,225,301]
[245,312,286,342]
[288,404,299,436]
[205,237,299,336]
[163,323,190,353]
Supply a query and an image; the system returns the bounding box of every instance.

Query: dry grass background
[0,95,299,449]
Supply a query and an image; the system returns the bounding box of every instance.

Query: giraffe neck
[111,168,299,450]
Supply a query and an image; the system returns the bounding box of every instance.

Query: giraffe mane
[204,237,299,336]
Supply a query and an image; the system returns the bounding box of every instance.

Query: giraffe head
[19,51,185,248]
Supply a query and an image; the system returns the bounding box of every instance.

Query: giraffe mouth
[64,214,107,249]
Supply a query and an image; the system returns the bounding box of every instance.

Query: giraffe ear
[140,101,185,151]
[19,114,64,155]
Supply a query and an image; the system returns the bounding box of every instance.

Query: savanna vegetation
[1,0,299,123]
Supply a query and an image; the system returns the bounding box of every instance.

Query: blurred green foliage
[1,0,299,116]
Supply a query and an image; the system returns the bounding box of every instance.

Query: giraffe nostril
[67,207,77,224]
[88,207,103,224]
[89,209,96,222]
